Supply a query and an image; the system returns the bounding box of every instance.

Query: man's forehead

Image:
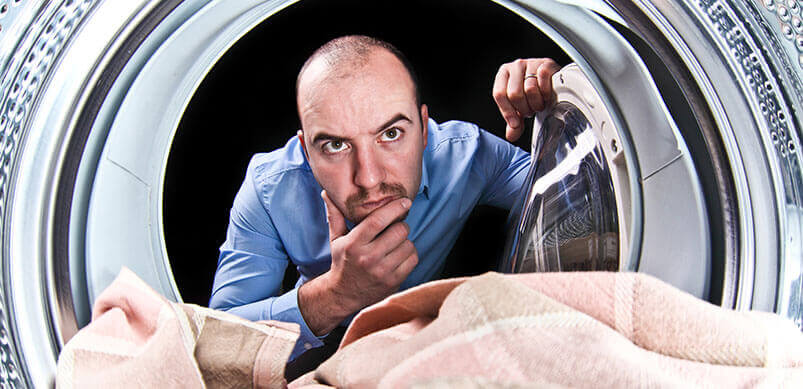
[298,50,412,97]
[298,52,417,134]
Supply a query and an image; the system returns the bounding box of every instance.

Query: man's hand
[298,191,419,336]
[493,58,561,142]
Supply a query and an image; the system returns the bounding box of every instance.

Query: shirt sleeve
[208,163,324,360]
[474,129,532,209]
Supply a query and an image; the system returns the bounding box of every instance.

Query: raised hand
[298,190,418,335]
[493,58,561,142]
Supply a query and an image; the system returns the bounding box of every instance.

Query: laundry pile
[57,268,803,388]
[55,268,297,388]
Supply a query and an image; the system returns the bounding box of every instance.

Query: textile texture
[293,272,803,388]
[56,268,299,389]
[57,269,803,388]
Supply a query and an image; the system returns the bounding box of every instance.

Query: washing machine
[0,0,801,386]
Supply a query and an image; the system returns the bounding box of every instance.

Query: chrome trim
[0,0,799,386]
[2,1,103,386]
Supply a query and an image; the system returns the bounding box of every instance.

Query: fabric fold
[301,272,803,387]
[57,268,300,389]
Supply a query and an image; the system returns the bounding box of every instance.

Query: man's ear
[420,104,429,148]
[297,130,309,158]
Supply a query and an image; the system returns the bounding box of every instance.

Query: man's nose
[352,147,385,189]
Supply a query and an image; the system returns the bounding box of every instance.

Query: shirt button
[304,342,312,350]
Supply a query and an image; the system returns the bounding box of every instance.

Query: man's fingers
[391,251,419,282]
[505,123,522,143]
[368,221,410,255]
[492,67,522,132]
[352,197,411,244]
[374,239,417,282]
[537,60,560,107]
[506,60,534,118]
[321,190,348,241]
[525,61,546,112]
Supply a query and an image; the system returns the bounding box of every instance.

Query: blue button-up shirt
[209,119,530,360]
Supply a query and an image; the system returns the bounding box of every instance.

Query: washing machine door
[503,50,802,334]
[502,64,635,273]
[2,0,803,387]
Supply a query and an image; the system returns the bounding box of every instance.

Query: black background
[164,0,570,306]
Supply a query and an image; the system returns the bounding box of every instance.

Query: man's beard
[346,182,408,223]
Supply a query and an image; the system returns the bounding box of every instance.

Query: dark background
[164,0,570,306]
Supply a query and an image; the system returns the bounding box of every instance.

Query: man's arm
[209,163,323,360]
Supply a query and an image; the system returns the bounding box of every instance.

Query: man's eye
[322,140,348,154]
[380,128,402,142]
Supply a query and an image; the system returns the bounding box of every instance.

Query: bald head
[295,35,421,108]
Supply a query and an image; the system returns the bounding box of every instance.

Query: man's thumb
[321,190,347,241]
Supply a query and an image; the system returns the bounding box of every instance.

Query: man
[209,36,560,363]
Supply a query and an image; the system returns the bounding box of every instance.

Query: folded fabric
[56,268,299,389]
[294,272,803,388]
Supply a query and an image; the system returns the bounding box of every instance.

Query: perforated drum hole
[0,4,7,16]
[783,25,794,39]
[780,6,791,20]
[772,132,780,144]
[789,141,797,152]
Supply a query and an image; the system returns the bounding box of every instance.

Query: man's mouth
[360,195,401,211]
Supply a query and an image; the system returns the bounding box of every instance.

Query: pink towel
[293,272,803,387]
[57,269,803,388]
[56,268,299,388]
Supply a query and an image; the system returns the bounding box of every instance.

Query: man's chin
[350,209,410,226]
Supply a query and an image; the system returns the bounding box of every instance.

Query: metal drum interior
[0,0,801,386]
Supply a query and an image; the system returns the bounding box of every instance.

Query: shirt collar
[417,152,430,200]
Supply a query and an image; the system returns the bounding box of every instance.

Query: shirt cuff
[269,287,326,361]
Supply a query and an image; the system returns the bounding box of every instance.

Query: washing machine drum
[3,0,803,387]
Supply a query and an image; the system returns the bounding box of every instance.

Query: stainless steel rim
[0,0,800,386]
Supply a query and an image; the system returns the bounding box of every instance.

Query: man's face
[297,50,429,224]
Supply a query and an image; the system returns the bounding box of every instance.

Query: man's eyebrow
[312,132,349,145]
[311,113,414,144]
[374,113,413,134]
